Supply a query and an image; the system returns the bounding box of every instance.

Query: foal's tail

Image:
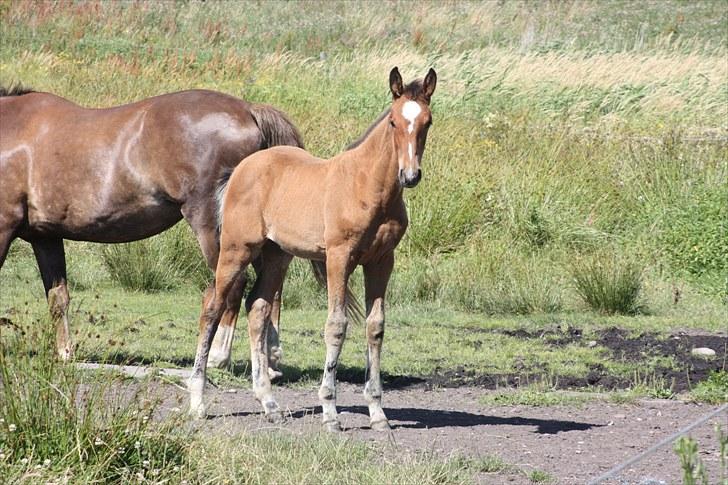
[310,261,366,326]
[249,103,305,150]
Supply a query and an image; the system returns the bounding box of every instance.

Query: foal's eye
[389,119,395,128]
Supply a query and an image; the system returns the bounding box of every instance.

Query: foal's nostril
[403,168,421,188]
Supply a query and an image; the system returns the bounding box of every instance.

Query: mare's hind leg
[31,238,73,361]
[246,244,291,421]
[188,241,256,419]
[363,252,394,431]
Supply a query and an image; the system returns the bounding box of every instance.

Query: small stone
[607,420,614,426]
[614,414,626,419]
[587,340,597,348]
[691,347,716,357]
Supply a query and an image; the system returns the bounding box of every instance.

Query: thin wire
[588,403,728,485]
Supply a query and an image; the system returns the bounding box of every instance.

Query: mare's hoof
[370,419,391,431]
[267,368,283,380]
[324,420,342,433]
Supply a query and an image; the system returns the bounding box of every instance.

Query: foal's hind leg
[363,252,394,431]
[188,243,255,418]
[31,238,73,361]
[182,216,238,369]
[253,257,284,380]
[246,245,292,421]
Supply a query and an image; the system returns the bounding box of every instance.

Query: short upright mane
[0,84,35,97]
[346,78,426,151]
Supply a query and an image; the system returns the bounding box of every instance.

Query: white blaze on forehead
[401,101,422,134]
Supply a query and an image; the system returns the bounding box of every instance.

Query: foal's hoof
[324,420,342,433]
[188,403,207,420]
[267,368,283,380]
[370,419,391,431]
[265,411,285,425]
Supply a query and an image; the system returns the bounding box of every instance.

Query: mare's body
[0,87,302,367]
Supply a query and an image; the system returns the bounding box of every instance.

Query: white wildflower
[8,424,16,432]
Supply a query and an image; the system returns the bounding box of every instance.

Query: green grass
[0,3,726,481]
[2,1,726,312]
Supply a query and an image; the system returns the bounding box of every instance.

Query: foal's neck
[344,115,402,206]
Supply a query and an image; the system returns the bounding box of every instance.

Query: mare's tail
[249,103,304,150]
[310,261,366,326]
[216,104,304,230]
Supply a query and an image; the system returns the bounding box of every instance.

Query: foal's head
[388,67,437,188]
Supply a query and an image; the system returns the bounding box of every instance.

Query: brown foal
[188,67,437,431]
[0,87,302,371]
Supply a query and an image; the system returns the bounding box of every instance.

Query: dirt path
[154,378,725,484]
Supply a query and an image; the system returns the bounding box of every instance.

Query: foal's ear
[389,67,403,99]
[423,68,437,102]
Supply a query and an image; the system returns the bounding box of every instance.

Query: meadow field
[1,1,727,483]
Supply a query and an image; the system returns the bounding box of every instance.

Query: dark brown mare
[0,86,302,370]
[188,67,437,432]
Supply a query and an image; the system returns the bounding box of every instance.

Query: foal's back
[223,146,333,260]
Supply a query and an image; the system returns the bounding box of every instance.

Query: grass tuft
[572,250,645,315]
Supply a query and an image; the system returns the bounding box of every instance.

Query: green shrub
[571,249,644,314]
[101,224,211,292]
[690,371,728,404]
[441,242,563,315]
[658,188,728,292]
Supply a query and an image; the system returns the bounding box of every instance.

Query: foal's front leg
[319,249,353,432]
[363,252,394,431]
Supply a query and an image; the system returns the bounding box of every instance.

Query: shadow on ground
[211,405,602,434]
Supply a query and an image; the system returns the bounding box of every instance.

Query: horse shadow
[285,405,601,434]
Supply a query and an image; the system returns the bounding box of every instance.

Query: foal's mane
[346,78,426,151]
[0,83,35,97]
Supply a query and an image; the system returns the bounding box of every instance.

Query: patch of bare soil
[162,383,726,484]
[420,327,728,393]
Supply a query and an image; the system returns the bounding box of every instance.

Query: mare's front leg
[246,245,292,422]
[188,244,252,419]
[363,252,394,431]
[319,247,354,432]
[31,238,73,361]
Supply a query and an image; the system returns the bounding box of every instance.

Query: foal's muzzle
[399,168,422,188]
